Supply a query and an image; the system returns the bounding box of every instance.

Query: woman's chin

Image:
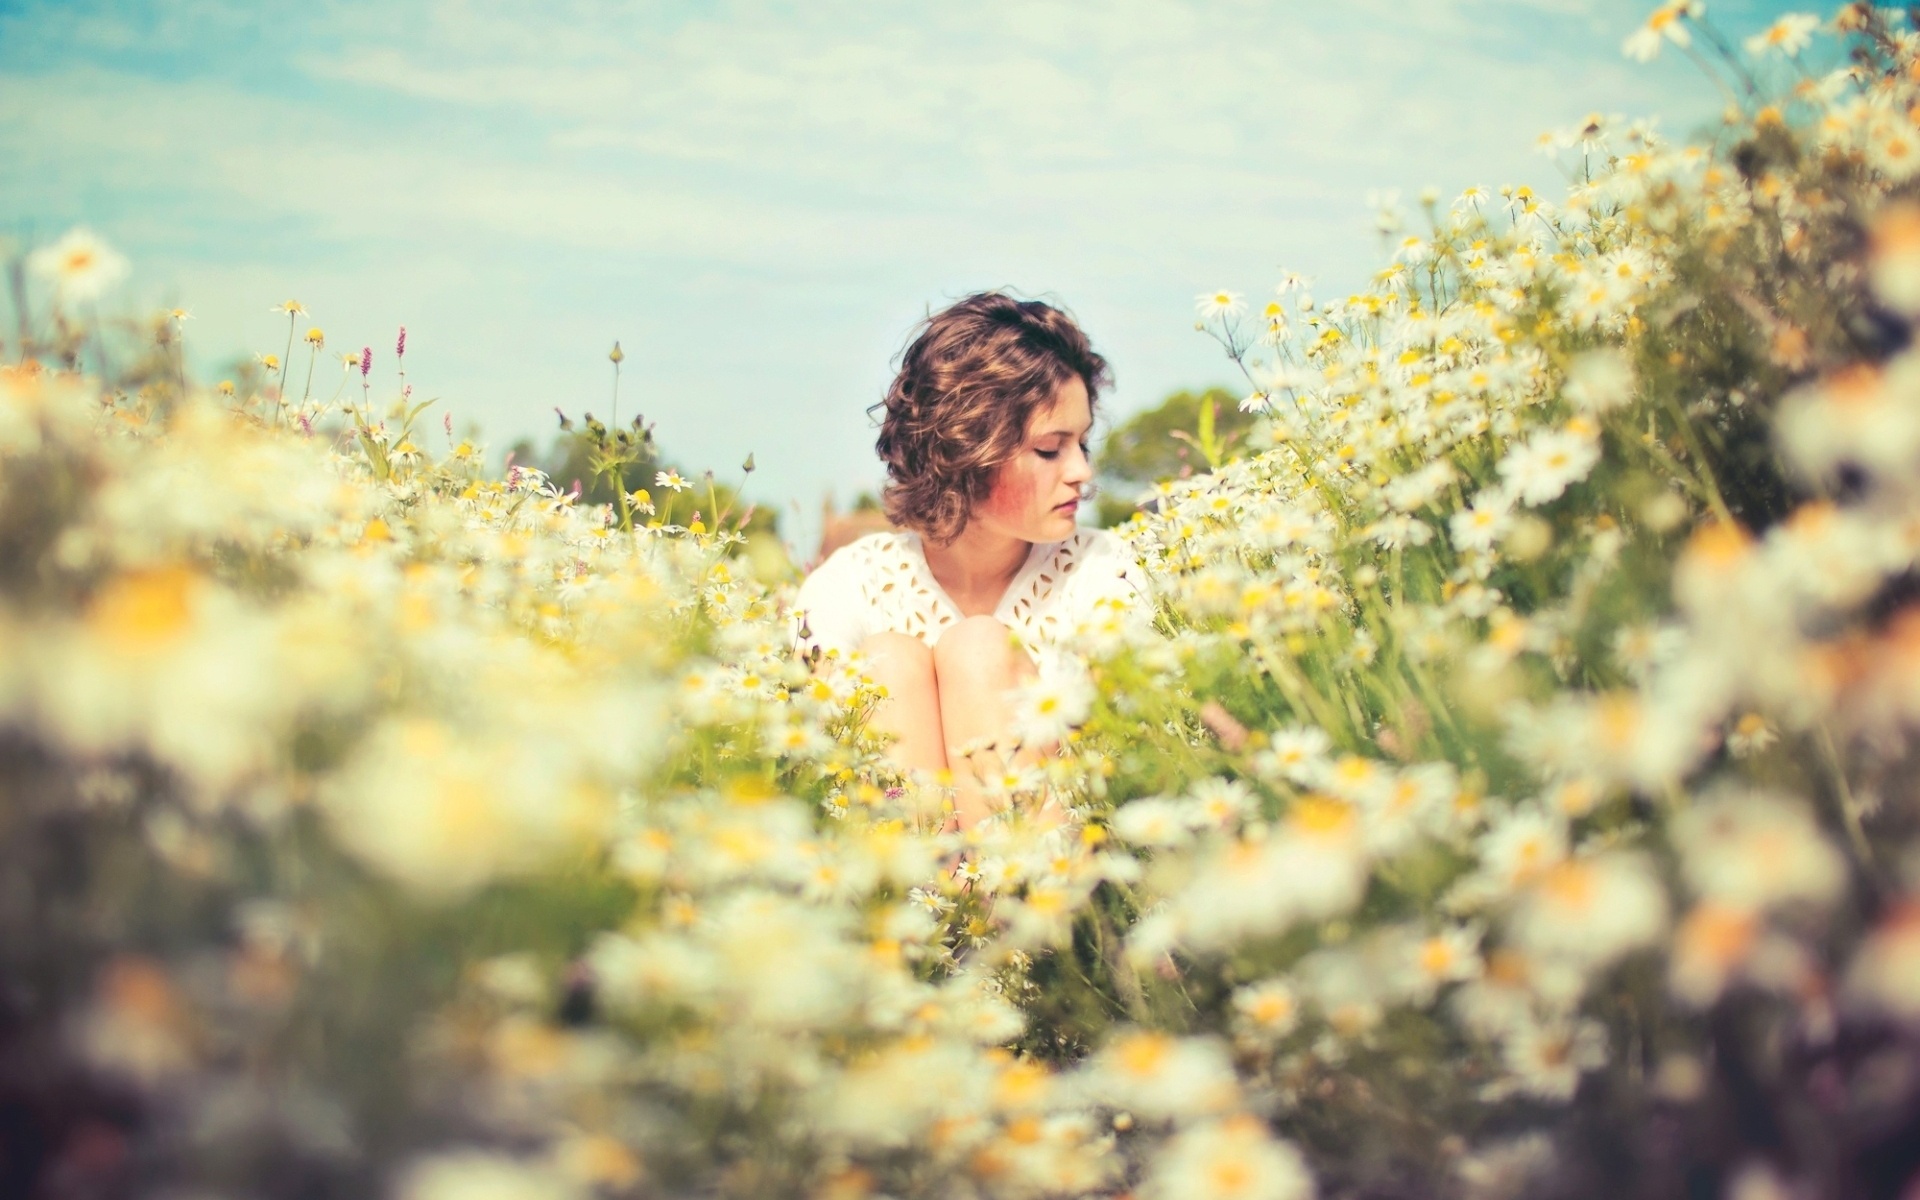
[1036,510,1080,539]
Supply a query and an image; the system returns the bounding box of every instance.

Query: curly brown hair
[873,292,1112,545]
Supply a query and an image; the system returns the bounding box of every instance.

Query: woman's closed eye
[1036,442,1089,461]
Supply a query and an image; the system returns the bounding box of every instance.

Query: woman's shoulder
[796,530,920,606]
[1049,526,1142,577]
[793,531,916,654]
[804,530,913,582]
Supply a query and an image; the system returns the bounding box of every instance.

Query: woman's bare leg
[931,616,1036,829]
[857,632,947,780]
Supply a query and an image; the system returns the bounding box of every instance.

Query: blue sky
[2,0,1812,551]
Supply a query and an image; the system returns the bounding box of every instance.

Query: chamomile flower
[1744,13,1818,57]
[1251,725,1333,786]
[1083,1030,1239,1121]
[1453,184,1491,213]
[1195,290,1246,320]
[1477,807,1569,892]
[1671,787,1843,912]
[1495,428,1601,507]
[1446,491,1512,553]
[1869,204,1920,314]
[1383,460,1454,512]
[1845,903,1920,1023]
[1507,852,1670,972]
[1408,924,1484,1001]
[1111,796,1196,848]
[1562,347,1634,412]
[1231,979,1301,1041]
[1498,1017,1607,1099]
[28,228,129,303]
[1010,665,1093,745]
[1725,712,1777,757]
[1187,776,1256,828]
[1143,1115,1312,1200]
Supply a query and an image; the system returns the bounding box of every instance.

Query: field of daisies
[7,5,1920,1199]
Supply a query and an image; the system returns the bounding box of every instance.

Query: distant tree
[1092,386,1254,526]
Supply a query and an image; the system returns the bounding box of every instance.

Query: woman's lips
[1054,499,1079,514]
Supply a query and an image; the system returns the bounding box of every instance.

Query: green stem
[1659,393,1735,526]
[1384,625,1476,763]
[1623,407,1726,521]
[1252,640,1350,741]
[279,313,295,426]
[1692,15,1761,101]
[614,466,634,533]
[1815,724,1875,875]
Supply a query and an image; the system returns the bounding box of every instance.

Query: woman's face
[971,374,1094,545]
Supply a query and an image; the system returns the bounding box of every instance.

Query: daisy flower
[1144,1116,1312,1200]
[1495,429,1602,507]
[1869,203,1920,315]
[1846,903,1920,1023]
[1111,797,1197,848]
[655,469,692,492]
[1251,725,1333,786]
[1450,494,1514,552]
[1010,666,1092,745]
[1195,290,1246,320]
[1231,979,1301,1040]
[1744,13,1818,58]
[27,228,129,303]
[1725,712,1777,757]
[1623,2,1701,63]
[1188,776,1256,829]
[1499,1018,1607,1100]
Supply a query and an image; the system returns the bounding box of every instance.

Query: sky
[1,0,1812,553]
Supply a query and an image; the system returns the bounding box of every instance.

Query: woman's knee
[933,616,1026,688]
[858,631,936,693]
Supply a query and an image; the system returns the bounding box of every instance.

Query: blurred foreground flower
[27,227,129,303]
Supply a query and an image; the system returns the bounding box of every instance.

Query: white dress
[791,528,1144,682]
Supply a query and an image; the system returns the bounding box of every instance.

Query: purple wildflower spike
[360,347,372,378]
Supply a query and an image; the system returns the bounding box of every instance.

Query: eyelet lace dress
[791,528,1144,684]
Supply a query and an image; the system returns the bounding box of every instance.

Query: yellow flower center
[88,566,198,654]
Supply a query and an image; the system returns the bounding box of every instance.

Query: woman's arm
[791,550,867,663]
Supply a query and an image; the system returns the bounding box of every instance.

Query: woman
[793,292,1141,829]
